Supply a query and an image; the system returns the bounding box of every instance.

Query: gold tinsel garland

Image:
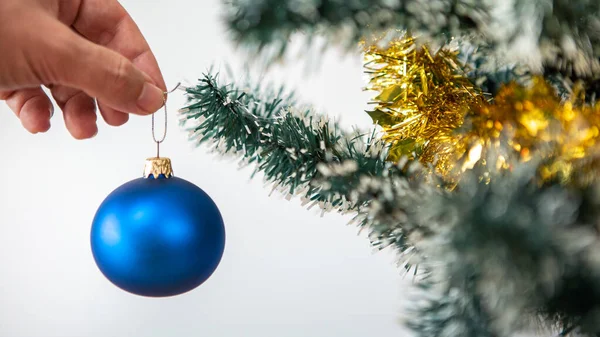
[363,35,486,176]
[364,35,600,185]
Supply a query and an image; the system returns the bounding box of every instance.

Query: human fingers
[1,88,53,134]
[65,0,166,90]
[27,16,165,116]
[98,102,129,127]
[50,85,98,140]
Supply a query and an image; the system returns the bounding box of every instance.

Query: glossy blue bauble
[91,176,225,297]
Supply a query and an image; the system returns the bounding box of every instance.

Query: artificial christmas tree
[181,1,600,335]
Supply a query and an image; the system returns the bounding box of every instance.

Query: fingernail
[49,105,54,118]
[137,82,164,114]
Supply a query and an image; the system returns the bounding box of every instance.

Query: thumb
[50,25,164,115]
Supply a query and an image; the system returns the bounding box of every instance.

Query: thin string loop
[152,82,181,157]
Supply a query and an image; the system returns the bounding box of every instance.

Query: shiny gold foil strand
[456,78,600,185]
[363,34,486,176]
[364,35,600,185]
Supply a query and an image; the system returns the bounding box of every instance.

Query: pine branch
[406,276,497,337]
[319,153,600,335]
[226,0,482,55]
[458,42,532,96]
[226,0,600,81]
[181,73,600,335]
[410,161,600,336]
[180,73,422,251]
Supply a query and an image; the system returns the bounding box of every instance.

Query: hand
[0,0,166,139]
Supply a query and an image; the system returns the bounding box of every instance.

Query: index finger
[67,0,166,91]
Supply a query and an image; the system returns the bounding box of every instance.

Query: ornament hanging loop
[152,82,181,158]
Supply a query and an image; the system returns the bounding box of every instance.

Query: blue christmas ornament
[91,157,225,297]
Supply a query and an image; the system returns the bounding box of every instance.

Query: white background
[0,1,410,336]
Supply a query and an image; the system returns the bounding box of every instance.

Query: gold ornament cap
[144,157,174,179]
